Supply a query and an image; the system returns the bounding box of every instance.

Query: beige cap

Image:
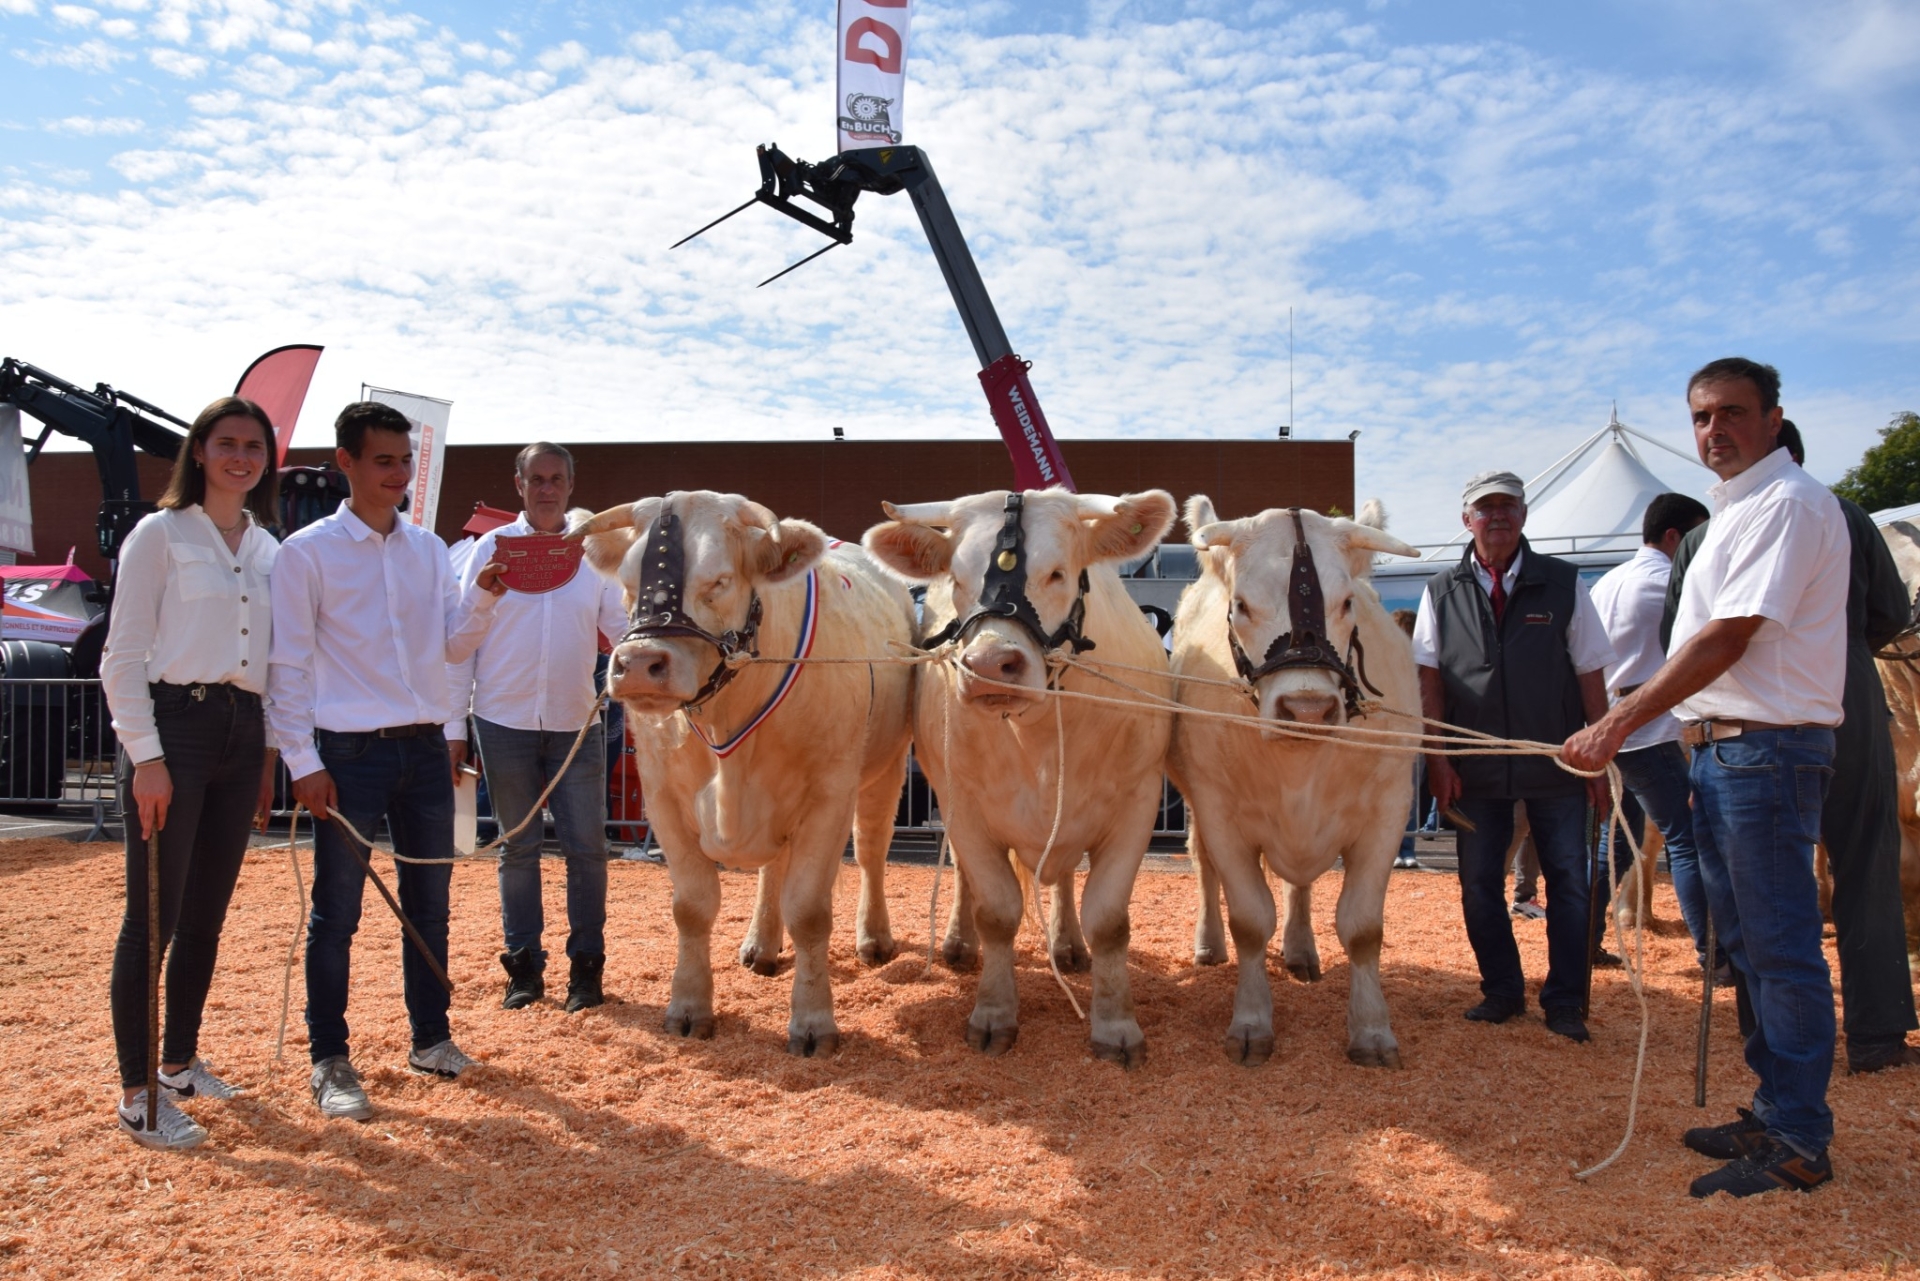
[1462,469,1525,507]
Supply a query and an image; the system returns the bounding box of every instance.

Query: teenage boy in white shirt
[268,402,506,1121]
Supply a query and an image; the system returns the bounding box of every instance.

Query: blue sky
[4,0,1917,539]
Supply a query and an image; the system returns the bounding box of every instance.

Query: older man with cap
[1416,469,1615,1043]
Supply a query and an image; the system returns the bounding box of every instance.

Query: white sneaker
[159,1058,243,1101]
[310,1056,373,1121]
[118,1090,208,1151]
[407,1039,477,1079]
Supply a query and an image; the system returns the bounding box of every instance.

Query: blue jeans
[1454,793,1592,1013]
[306,728,455,1061]
[1399,760,1424,859]
[1689,726,1836,1156]
[1600,740,1711,964]
[473,715,609,965]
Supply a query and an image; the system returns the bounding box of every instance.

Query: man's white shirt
[1589,545,1682,753]
[267,503,499,779]
[1671,447,1847,727]
[1411,549,1615,675]
[447,514,628,738]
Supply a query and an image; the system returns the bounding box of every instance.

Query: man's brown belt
[1679,718,1798,748]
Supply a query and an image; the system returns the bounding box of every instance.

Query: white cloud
[49,3,96,26]
[147,44,206,75]
[43,114,144,134]
[0,0,41,16]
[13,35,130,68]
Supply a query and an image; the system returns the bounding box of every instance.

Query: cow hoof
[1347,1044,1404,1069]
[787,1029,841,1058]
[858,937,898,966]
[739,942,781,976]
[965,1021,1018,1056]
[663,1010,715,1040]
[1091,1034,1146,1070]
[940,938,980,971]
[1223,1027,1274,1067]
[1193,945,1228,967]
[1285,958,1322,983]
[1051,943,1092,974]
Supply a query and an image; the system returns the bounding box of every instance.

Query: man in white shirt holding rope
[1565,357,1846,1199]
[448,443,628,1014]
[268,402,505,1122]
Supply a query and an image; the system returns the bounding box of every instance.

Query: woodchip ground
[1,835,1916,1279]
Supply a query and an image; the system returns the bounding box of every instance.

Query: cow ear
[864,518,954,582]
[1336,520,1420,579]
[748,518,828,585]
[1082,489,1176,563]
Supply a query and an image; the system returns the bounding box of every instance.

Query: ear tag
[1129,523,1143,535]
[996,550,1018,572]
[787,551,800,564]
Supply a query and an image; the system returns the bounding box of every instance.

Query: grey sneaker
[159,1058,243,1101]
[118,1090,208,1151]
[407,1039,477,1079]
[310,1056,373,1121]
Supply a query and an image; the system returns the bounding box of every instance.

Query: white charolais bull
[864,489,1175,1067]
[1873,519,1920,965]
[572,492,915,1056]
[1168,497,1421,1068]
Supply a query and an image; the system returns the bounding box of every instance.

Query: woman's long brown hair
[156,397,280,526]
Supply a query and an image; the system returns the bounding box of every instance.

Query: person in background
[1392,608,1424,870]
[1566,358,1846,1197]
[101,397,281,1149]
[448,443,627,1014]
[269,402,506,1122]
[1667,420,1919,1074]
[1417,469,1615,1043]
[1586,492,1712,971]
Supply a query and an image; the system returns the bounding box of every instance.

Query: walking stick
[1694,913,1716,1107]
[145,828,161,1134]
[1581,801,1607,1019]
[326,814,455,993]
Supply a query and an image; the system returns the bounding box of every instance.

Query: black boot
[500,947,545,1010]
[566,953,606,1013]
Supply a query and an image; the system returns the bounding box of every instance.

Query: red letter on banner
[845,17,902,73]
[864,0,908,6]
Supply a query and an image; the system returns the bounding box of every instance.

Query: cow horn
[880,500,954,527]
[1070,493,1123,518]
[736,498,777,530]
[1343,523,1421,559]
[567,502,641,539]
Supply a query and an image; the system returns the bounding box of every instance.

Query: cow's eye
[1048,570,1066,584]
[1233,597,1248,615]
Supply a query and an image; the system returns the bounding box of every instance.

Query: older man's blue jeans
[1453,793,1592,1014]
[474,715,609,967]
[1599,740,1712,965]
[1689,726,1836,1158]
[306,728,455,1062]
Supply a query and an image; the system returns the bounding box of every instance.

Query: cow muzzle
[1261,672,1346,729]
[608,638,702,712]
[956,633,1045,710]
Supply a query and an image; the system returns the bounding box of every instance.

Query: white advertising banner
[0,406,32,556]
[836,0,912,153]
[363,385,451,533]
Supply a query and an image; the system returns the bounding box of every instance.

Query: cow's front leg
[1280,878,1321,982]
[1215,838,1278,1065]
[1080,845,1146,1068]
[1335,834,1401,1069]
[1047,871,1091,973]
[739,849,788,976]
[781,809,856,1057]
[959,837,1024,1055]
[663,850,721,1039]
[851,762,904,965]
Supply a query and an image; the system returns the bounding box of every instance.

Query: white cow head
[1187,496,1418,726]
[569,491,827,714]
[864,488,1174,710]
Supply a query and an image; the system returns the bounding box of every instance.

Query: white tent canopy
[1421,407,1712,559]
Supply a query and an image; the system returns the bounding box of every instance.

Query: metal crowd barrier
[0,678,118,841]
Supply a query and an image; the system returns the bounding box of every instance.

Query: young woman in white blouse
[100,396,280,1150]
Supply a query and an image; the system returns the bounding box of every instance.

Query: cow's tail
[1012,850,1040,938]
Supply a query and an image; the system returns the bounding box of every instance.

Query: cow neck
[684,569,819,758]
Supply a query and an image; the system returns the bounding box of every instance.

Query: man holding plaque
[449,443,628,1014]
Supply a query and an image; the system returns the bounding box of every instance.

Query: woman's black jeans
[109,683,264,1088]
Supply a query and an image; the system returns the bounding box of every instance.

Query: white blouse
[101,506,276,763]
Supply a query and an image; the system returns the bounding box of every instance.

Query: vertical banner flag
[0,407,32,556]
[234,344,324,464]
[836,0,912,153]
[362,385,452,533]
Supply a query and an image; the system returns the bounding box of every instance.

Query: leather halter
[920,492,1096,662]
[620,494,763,711]
[1228,508,1381,719]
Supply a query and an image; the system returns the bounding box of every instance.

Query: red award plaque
[493,533,584,594]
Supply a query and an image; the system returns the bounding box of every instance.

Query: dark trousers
[305,728,455,1062]
[1454,793,1593,1014]
[109,684,263,1088]
[1824,659,1919,1055]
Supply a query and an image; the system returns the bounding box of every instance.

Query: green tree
[1833,411,1920,510]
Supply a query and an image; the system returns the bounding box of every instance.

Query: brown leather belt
[374,723,443,739]
[1679,719,1798,748]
